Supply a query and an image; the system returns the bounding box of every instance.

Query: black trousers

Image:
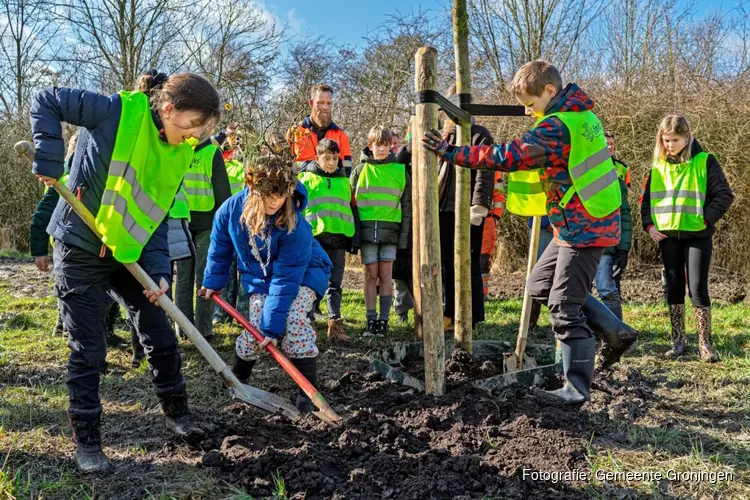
[526,241,603,341]
[659,236,712,307]
[439,211,485,325]
[54,242,184,414]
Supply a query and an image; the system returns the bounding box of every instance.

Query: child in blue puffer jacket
[200,153,332,413]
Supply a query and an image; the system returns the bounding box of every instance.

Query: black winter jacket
[640,139,734,240]
[438,124,495,212]
[351,149,411,249]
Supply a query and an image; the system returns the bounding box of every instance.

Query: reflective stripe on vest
[649,153,708,232]
[298,172,355,237]
[548,111,621,217]
[506,170,546,216]
[225,159,246,195]
[184,145,216,212]
[94,91,192,263]
[169,186,191,221]
[355,162,405,223]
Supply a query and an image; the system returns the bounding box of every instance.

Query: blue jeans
[595,254,620,304]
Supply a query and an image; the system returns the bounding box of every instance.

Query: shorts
[360,243,397,265]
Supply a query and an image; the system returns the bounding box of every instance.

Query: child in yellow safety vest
[30,70,221,473]
[298,138,360,342]
[423,60,638,406]
[640,114,733,363]
[351,126,411,337]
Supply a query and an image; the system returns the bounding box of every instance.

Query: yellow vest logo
[581,121,603,143]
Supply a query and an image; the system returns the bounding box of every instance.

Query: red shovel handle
[210,293,337,419]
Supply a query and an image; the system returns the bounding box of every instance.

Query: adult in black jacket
[641,116,733,362]
[438,119,495,329]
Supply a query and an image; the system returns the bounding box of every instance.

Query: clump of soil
[400,346,503,390]
[204,351,657,499]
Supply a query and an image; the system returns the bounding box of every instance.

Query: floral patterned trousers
[235,286,319,361]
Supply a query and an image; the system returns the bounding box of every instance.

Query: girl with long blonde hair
[640,114,734,362]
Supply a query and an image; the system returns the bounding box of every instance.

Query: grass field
[0,260,748,498]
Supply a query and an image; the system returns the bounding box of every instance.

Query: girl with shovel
[29,71,221,473]
[200,151,332,414]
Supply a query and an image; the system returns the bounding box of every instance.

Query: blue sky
[267,1,437,47]
[266,0,731,48]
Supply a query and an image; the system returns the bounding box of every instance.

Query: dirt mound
[203,356,656,499]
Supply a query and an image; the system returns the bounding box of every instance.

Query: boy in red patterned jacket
[424,60,637,406]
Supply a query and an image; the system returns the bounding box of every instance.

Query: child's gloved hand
[422,128,452,156]
[470,205,489,226]
[255,336,278,353]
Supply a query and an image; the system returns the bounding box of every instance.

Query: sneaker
[362,319,378,337]
[375,319,389,337]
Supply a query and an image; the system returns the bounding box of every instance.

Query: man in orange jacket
[289,83,353,176]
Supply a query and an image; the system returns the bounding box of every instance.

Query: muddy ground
[201,349,652,499]
[1,256,746,498]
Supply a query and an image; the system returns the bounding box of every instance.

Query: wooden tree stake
[453,0,473,352]
[415,46,445,396]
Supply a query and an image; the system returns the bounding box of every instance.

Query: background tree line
[0,0,748,287]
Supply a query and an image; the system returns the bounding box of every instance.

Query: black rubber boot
[69,408,112,473]
[543,337,596,405]
[231,354,256,384]
[159,391,205,441]
[601,299,623,321]
[130,324,145,368]
[582,294,637,370]
[291,357,318,413]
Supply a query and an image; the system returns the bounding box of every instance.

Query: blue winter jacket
[30,88,171,279]
[203,182,333,338]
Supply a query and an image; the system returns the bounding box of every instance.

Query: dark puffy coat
[29,156,71,257]
[203,182,332,338]
[30,88,172,279]
[350,149,411,249]
[640,139,734,240]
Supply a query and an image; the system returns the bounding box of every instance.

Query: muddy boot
[665,304,686,360]
[694,306,718,363]
[583,294,637,370]
[291,357,318,413]
[69,409,112,473]
[327,318,351,342]
[542,337,596,405]
[130,325,144,368]
[231,353,256,384]
[159,392,205,441]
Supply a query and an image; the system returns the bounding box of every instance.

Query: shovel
[211,294,341,423]
[15,140,300,421]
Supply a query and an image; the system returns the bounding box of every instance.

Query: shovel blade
[230,383,301,421]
